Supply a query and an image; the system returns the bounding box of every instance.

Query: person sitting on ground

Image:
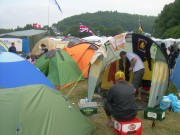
[104,71,137,127]
[8,42,17,53]
[40,44,48,56]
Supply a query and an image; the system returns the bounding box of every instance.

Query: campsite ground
[59,80,180,135]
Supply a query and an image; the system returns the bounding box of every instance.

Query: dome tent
[0,85,95,135]
[31,37,69,55]
[34,49,84,88]
[0,52,55,90]
[64,43,99,78]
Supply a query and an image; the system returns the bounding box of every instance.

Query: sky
[0,0,175,29]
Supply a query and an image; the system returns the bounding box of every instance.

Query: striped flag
[52,0,63,13]
[80,23,94,35]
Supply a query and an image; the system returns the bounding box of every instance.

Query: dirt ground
[59,80,180,135]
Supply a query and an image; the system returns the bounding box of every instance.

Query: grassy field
[59,80,180,135]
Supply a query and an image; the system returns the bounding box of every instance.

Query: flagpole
[48,0,50,36]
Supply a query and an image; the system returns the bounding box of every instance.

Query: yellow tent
[31,38,69,55]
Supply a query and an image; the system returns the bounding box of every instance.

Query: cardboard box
[78,99,98,116]
[144,108,165,121]
[114,118,142,135]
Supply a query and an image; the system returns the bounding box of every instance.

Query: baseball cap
[115,71,125,80]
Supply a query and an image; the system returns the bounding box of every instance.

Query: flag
[52,0,63,13]
[33,23,41,29]
[37,24,41,28]
[33,23,37,28]
[80,23,94,35]
[139,20,144,33]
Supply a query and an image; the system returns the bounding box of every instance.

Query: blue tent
[170,54,180,90]
[0,52,56,90]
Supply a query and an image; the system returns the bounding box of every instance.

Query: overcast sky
[0,0,175,29]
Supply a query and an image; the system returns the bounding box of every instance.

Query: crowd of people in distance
[160,41,180,70]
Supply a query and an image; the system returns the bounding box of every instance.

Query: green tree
[153,0,180,38]
[55,11,156,37]
[162,25,180,38]
[0,29,14,34]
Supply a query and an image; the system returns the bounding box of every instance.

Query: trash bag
[160,96,171,110]
[172,100,180,113]
[168,94,180,113]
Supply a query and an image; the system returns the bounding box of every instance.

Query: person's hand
[129,67,133,71]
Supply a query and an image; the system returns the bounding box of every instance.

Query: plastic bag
[160,96,171,110]
[168,94,180,113]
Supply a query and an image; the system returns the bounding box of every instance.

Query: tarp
[62,37,85,47]
[0,85,95,135]
[0,29,47,37]
[31,37,69,55]
[35,49,84,88]
[88,33,169,108]
[82,36,102,42]
[64,43,98,78]
[170,54,180,90]
[0,52,56,90]
[0,41,8,52]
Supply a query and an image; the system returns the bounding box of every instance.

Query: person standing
[120,51,145,100]
[8,42,17,53]
[104,71,137,127]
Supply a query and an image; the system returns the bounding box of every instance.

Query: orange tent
[64,43,98,78]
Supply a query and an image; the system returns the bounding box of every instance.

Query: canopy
[88,33,169,108]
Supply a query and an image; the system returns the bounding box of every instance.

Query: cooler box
[144,108,165,120]
[114,118,142,135]
[78,99,98,116]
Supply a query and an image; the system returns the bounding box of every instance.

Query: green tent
[35,49,84,88]
[0,85,95,135]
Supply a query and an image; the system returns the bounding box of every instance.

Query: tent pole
[48,0,50,36]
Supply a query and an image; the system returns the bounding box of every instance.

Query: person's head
[11,42,15,46]
[119,51,127,59]
[115,71,125,82]
[26,55,30,59]
[40,44,46,49]
[160,42,166,48]
[170,45,175,51]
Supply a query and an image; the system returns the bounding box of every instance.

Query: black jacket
[8,46,17,53]
[107,81,137,121]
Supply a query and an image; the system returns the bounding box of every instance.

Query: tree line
[53,11,156,37]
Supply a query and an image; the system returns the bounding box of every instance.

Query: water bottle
[85,97,88,102]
